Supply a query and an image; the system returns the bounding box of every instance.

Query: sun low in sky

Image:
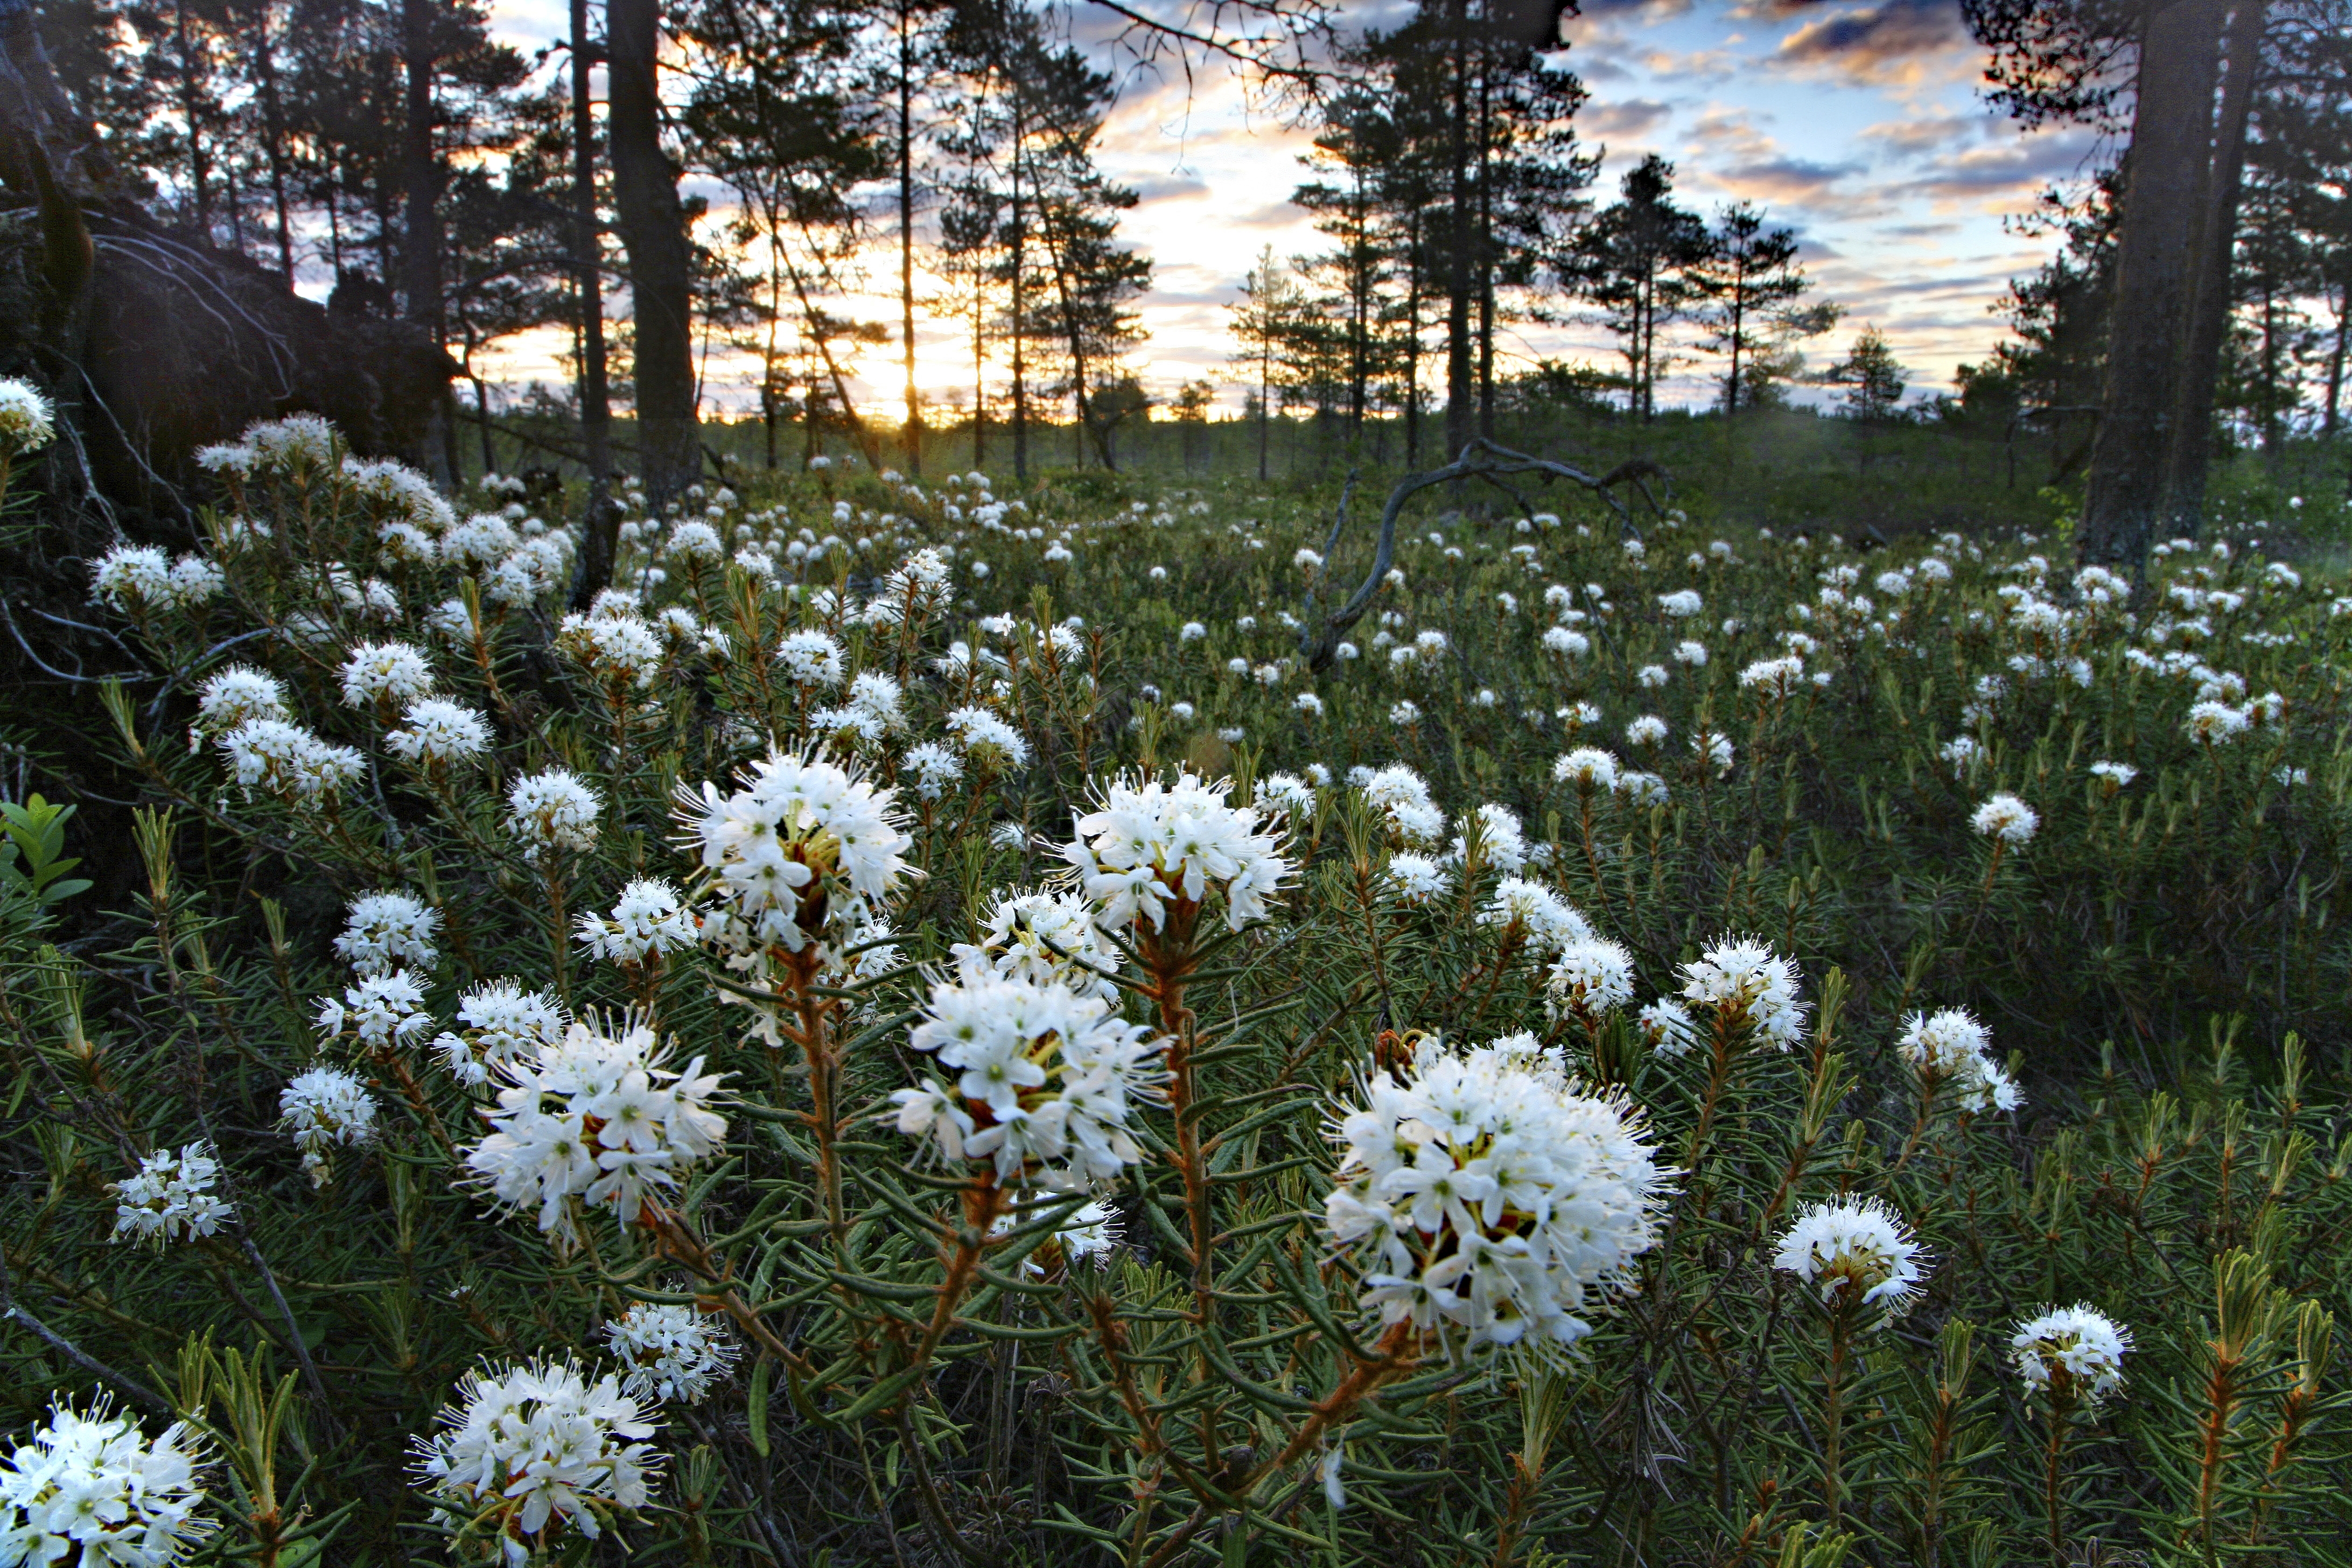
[483,0,2093,418]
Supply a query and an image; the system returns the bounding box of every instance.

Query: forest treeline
[10,0,2352,563]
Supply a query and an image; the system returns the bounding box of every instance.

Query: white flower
[1452,802,1528,870]
[1657,589,1703,618]
[217,719,364,802]
[340,640,436,708]
[946,705,1031,768]
[334,891,441,977]
[1553,747,1620,793]
[386,698,492,765]
[1625,716,1668,748]
[1896,1006,2021,1113]
[903,741,965,800]
[1384,852,1452,904]
[1739,655,1805,695]
[508,770,603,860]
[1294,690,1326,716]
[190,666,289,746]
[1479,879,1590,948]
[92,545,218,613]
[892,970,1166,1188]
[411,1359,660,1550]
[951,888,1122,1002]
[2011,1305,2132,1403]
[776,629,846,687]
[1325,1033,1669,1354]
[604,1304,740,1405]
[1678,937,1807,1050]
[432,982,568,1087]
[680,750,915,967]
[2089,760,2137,791]
[1541,626,1590,659]
[1773,1198,1927,1315]
[1690,731,1734,776]
[0,1398,213,1567]
[1256,772,1317,816]
[1547,939,1634,1019]
[1674,640,1709,667]
[1970,793,2038,845]
[0,378,55,454]
[1179,621,1207,642]
[1389,699,1422,726]
[464,1016,729,1240]
[109,1143,233,1246]
[278,1065,380,1186]
[1637,999,1697,1057]
[576,879,698,965]
[556,611,664,690]
[1058,771,1291,935]
[2186,700,2250,745]
[315,970,434,1051]
[1362,765,1444,846]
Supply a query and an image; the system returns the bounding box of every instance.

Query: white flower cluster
[90,545,222,615]
[1324,1034,1669,1353]
[316,971,433,1051]
[1772,1197,1927,1316]
[189,667,288,748]
[602,1304,740,1405]
[575,879,697,965]
[278,1065,380,1186]
[2010,1304,2132,1402]
[1677,937,1807,1050]
[411,1360,659,1562]
[463,1017,728,1241]
[507,770,603,860]
[1058,772,1290,935]
[1970,792,2039,844]
[386,698,493,765]
[334,891,440,977]
[0,377,55,454]
[431,981,568,1087]
[217,719,364,802]
[1546,937,1635,1021]
[944,704,1030,767]
[891,969,1166,1189]
[950,888,1122,1002]
[811,671,907,751]
[680,751,914,968]
[340,640,435,708]
[1384,851,1452,904]
[1478,878,1588,950]
[1895,1007,2021,1113]
[109,1144,233,1247]
[555,605,664,690]
[1360,764,1444,845]
[776,629,846,687]
[0,1398,213,1567]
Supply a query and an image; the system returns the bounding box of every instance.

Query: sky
[479,0,2109,418]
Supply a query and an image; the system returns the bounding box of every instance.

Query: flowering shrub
[0,410,2347,1564]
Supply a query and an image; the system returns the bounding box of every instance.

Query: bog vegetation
[1,390,2349,1567]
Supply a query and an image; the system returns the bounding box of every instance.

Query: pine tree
[1559,153,1707,421]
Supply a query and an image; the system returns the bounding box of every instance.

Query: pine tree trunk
[567,0,617,604]
[1444,0,1473,460]
[2160,0,2266,536]
[400,0,449,484]
[2077,0,2228,570]
[608,0,699,504]
[898,2,921,476]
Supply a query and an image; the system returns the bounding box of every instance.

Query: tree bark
[898,1,922,476]
[401,0,449,484]
[1444,0,1473,458]
[607,0,700,504]
[2077,0,2229,570]
[568,0,618,605]
[2159,0,2266,537]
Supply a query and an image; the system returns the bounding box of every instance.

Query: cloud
[1130,173,1212,202]
[1863,111,1986,157]
[1774,0,1968,82]
[1581,98,1675,138]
